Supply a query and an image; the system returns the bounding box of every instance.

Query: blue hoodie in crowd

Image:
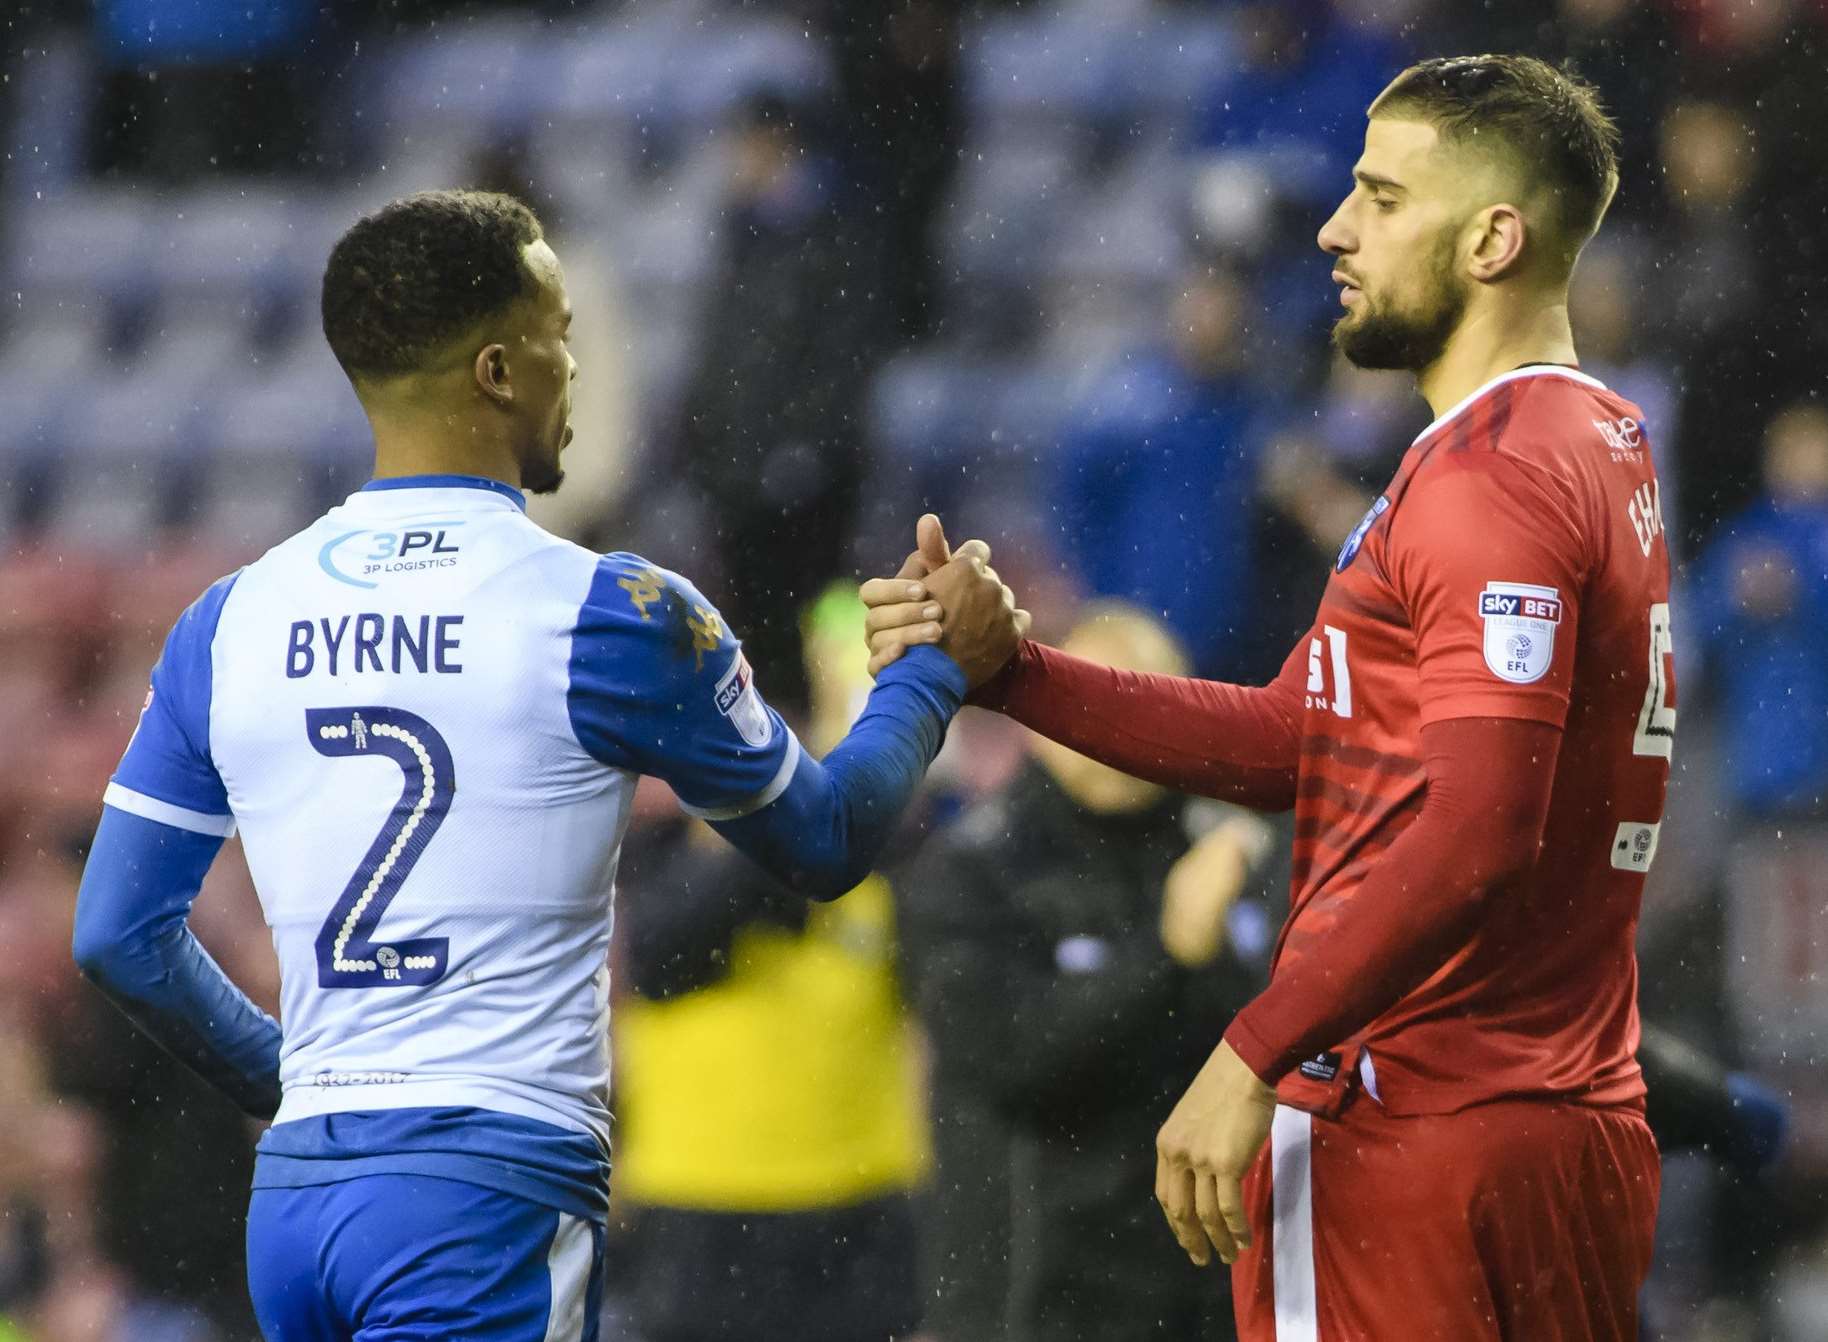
[1054,348,1273,679]
[1691,496,1828,817]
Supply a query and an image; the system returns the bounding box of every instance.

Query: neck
[365,406,522,491]
[1416,288,1577,419]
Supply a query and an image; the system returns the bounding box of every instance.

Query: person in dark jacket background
[675,95,893,712]
[611,585,930,1342]
[899,603,1278,1342]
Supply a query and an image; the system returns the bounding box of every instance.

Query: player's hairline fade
[321,189,546,385]
[1368,54,1622,275]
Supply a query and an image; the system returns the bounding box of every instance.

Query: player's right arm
[569,554,1009,901]
[71,575,283,1119]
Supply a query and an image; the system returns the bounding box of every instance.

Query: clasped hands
[858,514,1030,689]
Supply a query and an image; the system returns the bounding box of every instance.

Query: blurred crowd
[3,0,1828,1338]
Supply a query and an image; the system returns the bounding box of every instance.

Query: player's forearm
[1223,717,1559,1085]
[967,640,1302,809]
[72,807,282,1118]
[714,645,965,899]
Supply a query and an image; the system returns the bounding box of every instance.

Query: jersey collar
[360,474,528,511]
[1412,363,1609,448]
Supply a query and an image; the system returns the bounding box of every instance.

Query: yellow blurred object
[614,874,928,1211]
[1159,814,1274,968]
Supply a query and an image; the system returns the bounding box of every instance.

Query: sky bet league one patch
[715,653,774,747]
[1477,582,1562,684]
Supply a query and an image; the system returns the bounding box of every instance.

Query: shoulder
[569,552,736,698]
[577,553,726,645]
[1408,373,1623,517]
[1500,371,1648,466]
[162,568,246,668]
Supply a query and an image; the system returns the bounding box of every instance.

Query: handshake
[860,514,1032,689]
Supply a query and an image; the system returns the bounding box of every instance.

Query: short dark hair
[321,189,544,381]
[1372,55,1621,263]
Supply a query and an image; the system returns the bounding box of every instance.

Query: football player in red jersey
[864,55,1672,1341]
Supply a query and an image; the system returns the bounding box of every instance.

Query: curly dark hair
[1373,55,1621,263]
[321,189,545,381]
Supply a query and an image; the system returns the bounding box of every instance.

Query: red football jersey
[1275,364,1674,1115]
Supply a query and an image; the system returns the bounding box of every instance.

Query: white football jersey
[107,475,798,1166]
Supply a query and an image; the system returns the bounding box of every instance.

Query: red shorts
[1231,1097,1660,1341]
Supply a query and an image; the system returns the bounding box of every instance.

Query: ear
[1467,204,1527,282]
[474,343,513,406]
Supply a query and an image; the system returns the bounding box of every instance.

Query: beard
[521,420,570,495]
[521,441,566,495]
[1331,233,1467,372]
[525,460,565,495]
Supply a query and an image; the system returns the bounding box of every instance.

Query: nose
[1317,198,1353,257]
[567,353,579,382]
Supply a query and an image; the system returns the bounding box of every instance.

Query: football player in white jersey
[71,190,1017,1342]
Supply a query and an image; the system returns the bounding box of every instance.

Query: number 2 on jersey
[306,707,454,988]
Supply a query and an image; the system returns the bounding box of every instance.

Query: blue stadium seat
[0,309,112,529]
[379,18,538,133]
[5,191,155,309]
[964,9,1116,124]
[210,342,369,471]
[144,189,301,329]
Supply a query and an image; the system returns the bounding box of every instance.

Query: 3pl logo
[319,523,465,589]
[1476,582,1562,684]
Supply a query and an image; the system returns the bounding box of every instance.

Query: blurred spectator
[1654,97,1766,544]
[675,95,894,712]
[1053,265,1283,680]
[612,584,927,1342]
[1690,402,1828,821]
[89,0,324,180]
[1255,358,1421,644]
[900,604,1276,1342]
[1192,1,1404,210]
[825,0,963,342]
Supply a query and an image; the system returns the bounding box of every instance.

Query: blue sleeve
[710,644,966,899]
[567,553,967,897]
[567,554,799,815]
[72,806,283,1118]
[108,571,238,833]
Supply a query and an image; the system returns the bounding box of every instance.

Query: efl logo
[1476,581,1562,684]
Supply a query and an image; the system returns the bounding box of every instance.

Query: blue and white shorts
[247,1174,604,1341]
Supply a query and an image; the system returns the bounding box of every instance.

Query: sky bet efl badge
[1478,582,1562,683]
[715,652,774,747]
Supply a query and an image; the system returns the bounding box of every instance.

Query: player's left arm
[71,576,283,1119]
[1222,451,1587,1084]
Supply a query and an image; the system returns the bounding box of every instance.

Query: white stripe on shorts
[543,1213,593,1342]
[1271,1105,1318,1341]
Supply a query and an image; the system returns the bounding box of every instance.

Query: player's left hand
[1154,1039,1276,1268]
